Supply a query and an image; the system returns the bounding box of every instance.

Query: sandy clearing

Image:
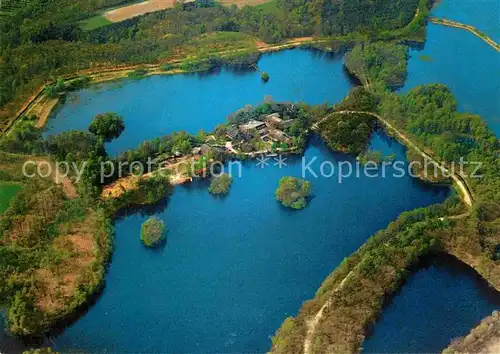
[103,0,274,23]
[104,0,176,22]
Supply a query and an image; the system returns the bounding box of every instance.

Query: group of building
[226,113,294,144]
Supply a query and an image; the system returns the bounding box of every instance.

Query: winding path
[313,110,474,207]
[303,268,357,354]
[305,111,474,354]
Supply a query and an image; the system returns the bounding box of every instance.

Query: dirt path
[303,269,356,354]
[430,17,500,52]
[313,110,474,208]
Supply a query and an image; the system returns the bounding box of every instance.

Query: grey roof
[240,119,266,131]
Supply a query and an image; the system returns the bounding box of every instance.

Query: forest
[0,0,428,130]
[317,112,377,155]
[344,42,409,88]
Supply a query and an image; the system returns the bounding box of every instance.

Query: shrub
[140,217,166,248]
[160,63,174,71]
[209,174,233,195]
[127,68,148,78]
[261,72,270,82]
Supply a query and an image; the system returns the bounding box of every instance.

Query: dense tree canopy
[0,0,425,130]
[318,112,376,155]
[141,216,167,248]
[275,176,312,210]
[345,42,409,88]
[88,112,125,141]
[209,173,233,195]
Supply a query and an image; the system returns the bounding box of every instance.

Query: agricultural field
[103,0,176,23]
[95,0,275,25]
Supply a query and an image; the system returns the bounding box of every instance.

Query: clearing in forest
[104,0,176,22]
[102,0,274,23]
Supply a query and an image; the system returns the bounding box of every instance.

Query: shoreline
[1,36,334,138]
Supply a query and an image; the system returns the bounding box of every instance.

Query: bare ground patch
[104,0,176,22]
[35,215,98,314]
[103,0,274,23]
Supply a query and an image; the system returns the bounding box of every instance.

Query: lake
[3,1,499,350]
[432,0,500,43]
[46,135,450,353]
[45,49,355,156]
[403,23,500,136]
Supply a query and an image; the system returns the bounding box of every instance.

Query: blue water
[45,49,354,156]
[45,134,449,353]
[362,255,500,353]
[403,24,500,135]
[432,0,500,43]
[3,1,496,350]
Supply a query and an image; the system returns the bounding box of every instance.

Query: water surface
[403,24,500,135]
[432,0,500,43]
[45,49,354,155]
[362,255,500,353]
[45,135,449,353]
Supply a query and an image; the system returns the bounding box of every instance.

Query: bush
[261,72,270,82]
[275,177,312,210]
[209,174,233,195]
[127,68,148,78]
[141,217,166,248]
[160,63,174,71]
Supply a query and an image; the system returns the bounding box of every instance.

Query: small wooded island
[141,217,167,248]
[209,173,233,195]
[275,177,312,210]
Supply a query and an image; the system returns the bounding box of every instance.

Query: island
[141,217,167,248]
[209,173,233,195]
[275,177,312,210]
